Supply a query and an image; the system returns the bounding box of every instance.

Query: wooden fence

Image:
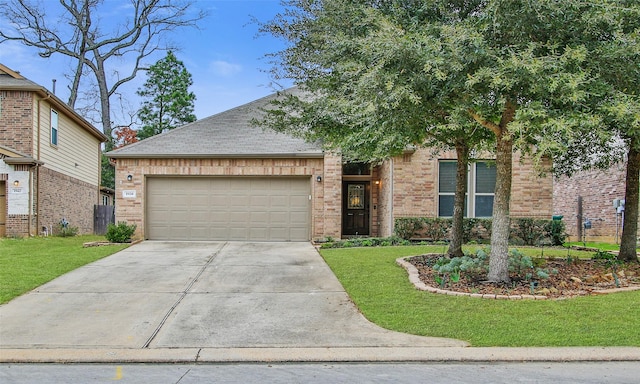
[94,205,115,235]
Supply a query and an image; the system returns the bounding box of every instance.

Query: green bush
[545,219,567,246]
[395,217,561,246]
[56,224,79,237]
[320,236,410,249]
[394,218,423,240]
[432,248,553,286]
[105,222,137,243]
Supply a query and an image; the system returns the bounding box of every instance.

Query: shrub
[511,218,546,246]
[56,223,79,237]
[319,236,410,249]
[394,218,423,240]
[423,218,449,242]
[545,219,567,246]
[431,248,552,286]
[106,221,137,243]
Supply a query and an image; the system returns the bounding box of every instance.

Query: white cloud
[209,60,242,77]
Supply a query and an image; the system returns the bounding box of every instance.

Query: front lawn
[320,245,640,347]
[0,235,129,304]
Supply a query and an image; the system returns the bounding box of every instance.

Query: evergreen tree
[137,51,197,139]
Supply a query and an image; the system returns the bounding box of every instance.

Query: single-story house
[0,64,107,237]
[107,89,553,242]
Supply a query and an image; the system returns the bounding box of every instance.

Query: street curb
[2,347,640,363]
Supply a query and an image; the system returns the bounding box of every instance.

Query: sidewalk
[2,346,640,363]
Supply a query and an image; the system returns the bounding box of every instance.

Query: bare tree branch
[0,0,206,146]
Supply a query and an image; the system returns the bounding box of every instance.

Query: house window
[102,195,110,205]
[343,162,371,175]
[438,160,496,218]
[51,109,59,146]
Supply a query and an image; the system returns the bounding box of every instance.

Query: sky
[0,0,291,130]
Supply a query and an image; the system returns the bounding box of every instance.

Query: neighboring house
[100,186,115,206]
[106,89,553,242]
[554,162,640,242]
[0,64,107,237]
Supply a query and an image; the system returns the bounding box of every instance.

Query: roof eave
[106,152,325,159]
[3,157,44,166]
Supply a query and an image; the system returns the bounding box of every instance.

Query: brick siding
[114,157,341,241]
[0,91,34,155]
[377,148,554,235]
[553,162,639,242]
[38,166,98,234]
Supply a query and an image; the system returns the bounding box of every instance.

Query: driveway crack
[142,242,228,349]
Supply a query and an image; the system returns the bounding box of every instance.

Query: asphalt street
[2,362,639,383]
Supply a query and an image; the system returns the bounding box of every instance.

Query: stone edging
[396,257,640,300]
[82,239,142,248]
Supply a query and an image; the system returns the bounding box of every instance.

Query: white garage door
[146,177,310,241]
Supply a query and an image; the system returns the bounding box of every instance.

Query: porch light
[13,180,19,187]
[375,180,380,186]
[127,174,133,181]
[316,175,322,182]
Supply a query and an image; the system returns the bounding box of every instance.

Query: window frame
[50,109,59,146]
[437,160,496,218]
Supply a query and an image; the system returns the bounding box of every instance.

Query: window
[102,195,110,205]
[438,161,496,218]
[342,162,371,175]
[50,109,58,146]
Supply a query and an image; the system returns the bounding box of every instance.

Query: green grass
[320,245,640,347]
[565,241,628,252]
[0,235,129,304]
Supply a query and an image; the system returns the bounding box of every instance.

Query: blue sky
[0,0,290,128]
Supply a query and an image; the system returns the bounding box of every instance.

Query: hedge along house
[107,89,554,242]
[0,64,107,237]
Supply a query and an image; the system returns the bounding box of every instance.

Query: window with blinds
[438,160,495,218]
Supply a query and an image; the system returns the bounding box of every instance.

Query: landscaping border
[396,257,640,300]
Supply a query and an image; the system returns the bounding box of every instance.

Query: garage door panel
[147,177,310,241]
[290,211,308,224]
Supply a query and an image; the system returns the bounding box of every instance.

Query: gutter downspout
[36,93,51,236]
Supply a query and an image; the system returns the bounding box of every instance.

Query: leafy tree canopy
[260,0,640,280]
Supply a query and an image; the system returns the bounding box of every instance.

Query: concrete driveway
[0,241,467,361]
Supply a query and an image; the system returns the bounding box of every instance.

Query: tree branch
[468,109,501,135]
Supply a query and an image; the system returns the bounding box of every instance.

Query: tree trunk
[487,102,516,283]
[447,141,469,258]
[93,56,114,149]
[619,141,640,262]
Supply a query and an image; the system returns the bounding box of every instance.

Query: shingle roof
[0,64,107,142]
[107,88,323,158]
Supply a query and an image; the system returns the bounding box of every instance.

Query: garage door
[146,177,310,241]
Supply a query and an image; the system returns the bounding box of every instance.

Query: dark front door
[342,181,370,236]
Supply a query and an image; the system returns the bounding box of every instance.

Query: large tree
[260,1,494,258]
[260,0,602,281]
[0,0,205,149]
[136,51,196,140]
[529,1,640,262]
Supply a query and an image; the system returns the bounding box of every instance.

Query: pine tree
[137,51,196,140]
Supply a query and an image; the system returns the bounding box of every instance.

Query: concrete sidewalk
[1,241,486,363]
[2,347,640,364]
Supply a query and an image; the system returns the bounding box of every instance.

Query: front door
[342,181,370,236]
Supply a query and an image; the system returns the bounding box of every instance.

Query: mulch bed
[407,254,640,299]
